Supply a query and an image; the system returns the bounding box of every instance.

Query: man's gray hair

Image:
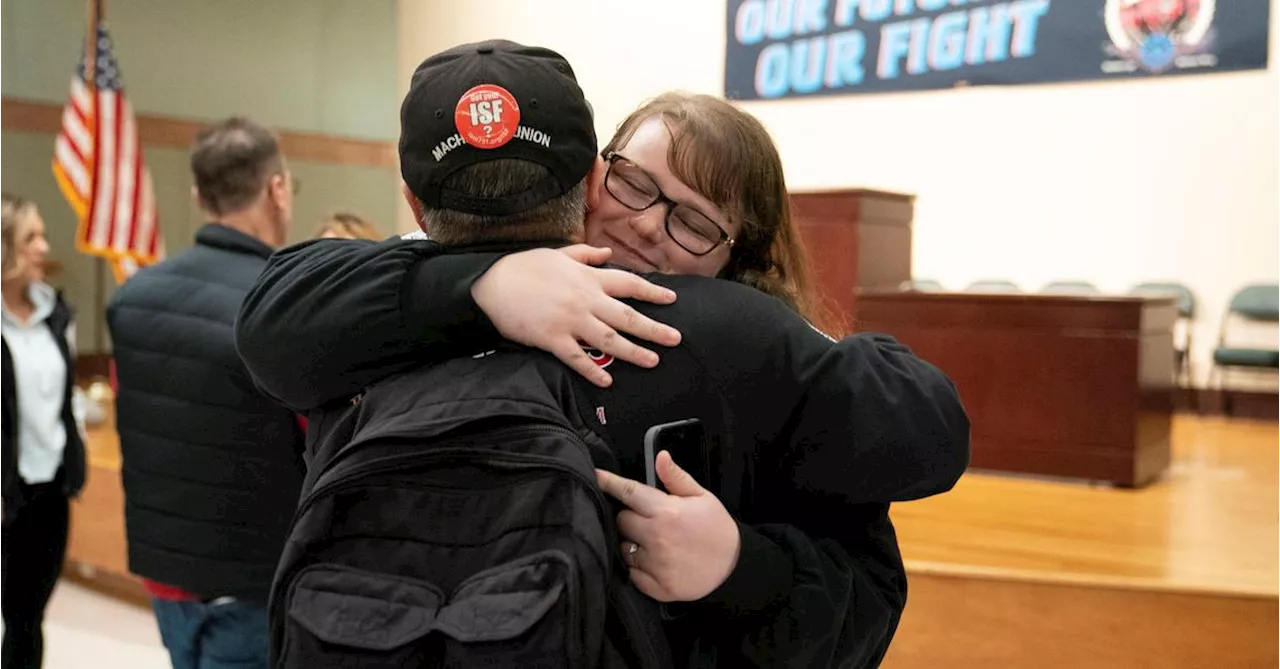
[419,159,586,245]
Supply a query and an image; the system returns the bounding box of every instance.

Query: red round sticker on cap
[454,84,520,150]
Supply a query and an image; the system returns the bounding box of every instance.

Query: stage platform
[884,414,1278,668]
[67,408,1276,666]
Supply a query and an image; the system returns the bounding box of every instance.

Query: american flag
[52,22,161,282]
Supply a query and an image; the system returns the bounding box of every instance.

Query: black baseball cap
[399,39,597,217]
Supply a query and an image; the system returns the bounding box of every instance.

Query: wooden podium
[790,189,915,333]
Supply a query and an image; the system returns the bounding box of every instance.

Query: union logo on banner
[1102,0,1218,73]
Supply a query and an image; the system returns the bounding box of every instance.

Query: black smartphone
[643,418,708,493]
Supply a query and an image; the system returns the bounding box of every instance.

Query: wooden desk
[855,292,1179,486]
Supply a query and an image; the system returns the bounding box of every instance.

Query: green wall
[2,0,398,140]
[1,0,401,353]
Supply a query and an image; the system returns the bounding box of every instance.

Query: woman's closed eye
[616,175,654,200]
[673,208,721,242]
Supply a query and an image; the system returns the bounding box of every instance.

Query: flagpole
[85,0,98,78]
[87,0,106,355]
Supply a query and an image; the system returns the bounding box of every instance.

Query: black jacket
[236,237,971,667]
[107,224,305,602]
[2,291,87,521]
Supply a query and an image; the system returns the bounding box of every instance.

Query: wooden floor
[66,406,144,599]
[882,414,1277,668]
[891,414,1278,597]
[85,404,122,468]
[72,409,1278,666]
[81,411,1278,598]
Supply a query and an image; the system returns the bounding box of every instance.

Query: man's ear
[402,183,428,233]
[585,156,607,213]
[267,173,289,207]
[191,185,220,217]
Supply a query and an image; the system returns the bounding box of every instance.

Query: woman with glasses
[248,92,834,387]
[587,92,824,330]
[445,92,838,384]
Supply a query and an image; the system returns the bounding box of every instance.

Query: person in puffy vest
[108,117,304,669]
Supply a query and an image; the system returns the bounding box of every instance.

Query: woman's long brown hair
[603,93,840,335]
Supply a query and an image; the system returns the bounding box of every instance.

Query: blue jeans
[152,598,268,669]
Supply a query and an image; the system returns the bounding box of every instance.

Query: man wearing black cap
[239,40,967,668]
[395,41,600,246]
[401,41,596,221]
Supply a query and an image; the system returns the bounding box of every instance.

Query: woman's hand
[471,245,682,388]
[595,451,741,602]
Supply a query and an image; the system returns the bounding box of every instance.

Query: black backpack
[267,352,674,668]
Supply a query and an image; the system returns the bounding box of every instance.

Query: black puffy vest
[107,224,304,602]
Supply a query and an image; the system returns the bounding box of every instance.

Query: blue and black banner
[725,0,1271,100]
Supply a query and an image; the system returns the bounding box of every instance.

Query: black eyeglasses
[602,151,734,257]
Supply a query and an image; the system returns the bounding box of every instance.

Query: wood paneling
[1178,388,1280,420]
[856,291,1179,486]
[790,189,914,334]
[882,572,1277,669]
[75,353,112,383]
[2,97,396,168]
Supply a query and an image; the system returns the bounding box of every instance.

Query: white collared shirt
[2,282,68,484]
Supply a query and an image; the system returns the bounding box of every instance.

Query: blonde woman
[2,194,86,669]
[313,211,380,240]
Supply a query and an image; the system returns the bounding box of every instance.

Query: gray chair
[900,278,944,292]
[1131,282,1198,385]
[1041,280,1101,295]
[1210,283,1279,414]
[964,280,1021,293]
[1131,282,1197,319]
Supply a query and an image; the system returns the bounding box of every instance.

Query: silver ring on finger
[623,541,641,568]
